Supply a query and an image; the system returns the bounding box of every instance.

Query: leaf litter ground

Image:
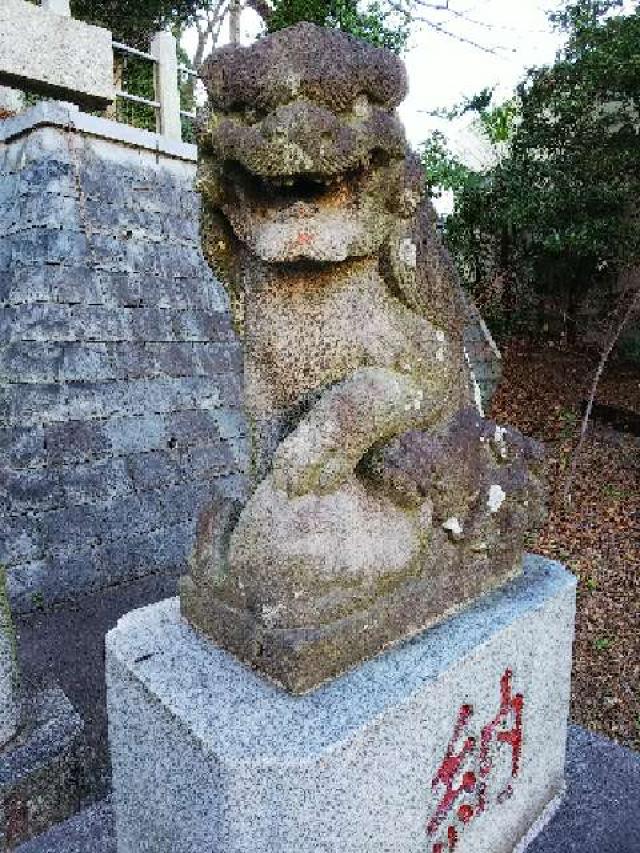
[490,339,639,751]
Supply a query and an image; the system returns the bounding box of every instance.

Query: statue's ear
[379,220,422,313]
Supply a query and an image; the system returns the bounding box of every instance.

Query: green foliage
[268,0,411,52]
[421,131,481,198]
[423,1,640,335]
[421,98,517,195]
[113,52,157,132]
[72,0,411,51]
[510,3,640,279]
[594,635,613,651]
[177,45,197,143]
[429,87,494,121]
[550,0,624,33]
[70,0,204,46]
[478,99,518,145]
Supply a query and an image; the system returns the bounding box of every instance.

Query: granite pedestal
[106,555,576,853]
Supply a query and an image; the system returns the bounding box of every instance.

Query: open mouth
[222,149,394,209]
[210,150,404,264]
[259,174,337,203]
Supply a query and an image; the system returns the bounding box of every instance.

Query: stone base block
[106,555,576,853]
[0,687,88,850]
[180,555,521,695]
[0,0,114,108]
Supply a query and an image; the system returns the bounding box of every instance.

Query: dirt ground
[490,339,639,751]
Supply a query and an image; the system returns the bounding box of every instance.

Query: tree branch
[564,274,640,502]
[193,0,228,70]
[413,15,505,54]
[414,0,546,33]
[389,0,505,54]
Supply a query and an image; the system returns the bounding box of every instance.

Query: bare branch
[193,0,229,70]
[229,0,241,44]
[389,0,506,54]
[427,7,507,31]
[413,15,506,54]
[413,2,450,9]
[206,3,226,36]
[564,275,640,502]
[413,0,545,33]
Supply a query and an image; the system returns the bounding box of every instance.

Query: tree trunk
[229,0,241,44]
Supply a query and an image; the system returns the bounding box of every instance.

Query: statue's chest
[245,269,388,369]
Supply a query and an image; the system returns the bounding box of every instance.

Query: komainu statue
[181,23,546,693]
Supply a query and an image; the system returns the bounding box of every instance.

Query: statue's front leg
[271,366,452,498]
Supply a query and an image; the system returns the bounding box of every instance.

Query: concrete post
[0,0,114,109]
[150,30,182,142]
[41,0,72,16]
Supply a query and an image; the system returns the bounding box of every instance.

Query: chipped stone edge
[0,101,197,162]
[514,785,566,853]
[107,555,576,761]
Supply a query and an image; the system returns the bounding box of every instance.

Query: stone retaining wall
[0,105,248,613]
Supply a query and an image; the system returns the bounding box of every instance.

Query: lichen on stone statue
[181,23,546,693]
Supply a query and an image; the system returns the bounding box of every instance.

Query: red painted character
[426,670,524,852]
[476,669,524,814]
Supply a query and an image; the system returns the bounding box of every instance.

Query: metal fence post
[150,31,182,142]
[41,0,72,16]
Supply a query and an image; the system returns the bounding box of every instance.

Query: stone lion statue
[180,23,546,693]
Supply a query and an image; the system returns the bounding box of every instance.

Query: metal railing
[3,4,200,143]
[112,41,161,129]
[112,34,200,143]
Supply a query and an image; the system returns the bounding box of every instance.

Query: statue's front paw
[271,425,318,497]
[272,453,317,498]
[272,431,350,498]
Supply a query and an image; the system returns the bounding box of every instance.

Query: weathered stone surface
[0,569,20,748]
[19,724,640,852]
[182,23,546,692]
[0,686,88,850]
[111,556,576,853]
[0,108,248,613]
[202,22,408,114]
[0,1,114,109]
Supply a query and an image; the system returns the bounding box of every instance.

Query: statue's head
[198,22,424,265]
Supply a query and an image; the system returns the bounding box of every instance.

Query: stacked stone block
[0,121,248,613]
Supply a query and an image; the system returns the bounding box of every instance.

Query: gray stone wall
[0,119,248,613]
